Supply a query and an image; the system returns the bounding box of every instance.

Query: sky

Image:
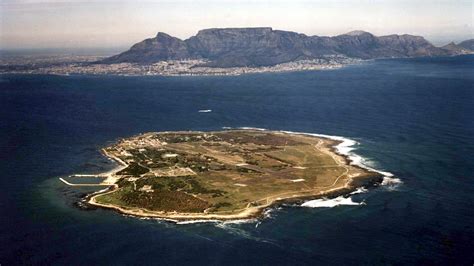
[0,0,473,50]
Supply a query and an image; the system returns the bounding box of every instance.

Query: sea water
[1,55,473,264]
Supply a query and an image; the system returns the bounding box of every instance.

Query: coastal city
[0,55,361,76]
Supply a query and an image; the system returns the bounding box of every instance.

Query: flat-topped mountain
[101,28,472,67]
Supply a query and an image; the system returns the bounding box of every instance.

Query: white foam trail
[176,219,220,225]
[175,218,257,225]
[222,126,261,131]
[173,208,274,225]
[301,196,365,208]
[123,215,256,225]
[350,187,368,195]
[263,207,279,219]
[255,221,262,228]
[223,218,259,225]
[381,176,403,191]
[198,109,212,113]
[234,127,267,131]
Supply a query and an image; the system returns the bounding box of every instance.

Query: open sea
[1,55,473,265]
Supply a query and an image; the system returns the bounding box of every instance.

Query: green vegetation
[116,163,149,176]
[98,188,210,213]
[93,130,375,215]
[184,178,226,197]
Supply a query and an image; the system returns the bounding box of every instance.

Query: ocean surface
[1,55,473,265]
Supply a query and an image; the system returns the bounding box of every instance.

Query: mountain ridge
[458,39,474,50]
[101,27,473,67]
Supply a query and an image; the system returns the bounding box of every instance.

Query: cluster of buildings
[1,55,361,76]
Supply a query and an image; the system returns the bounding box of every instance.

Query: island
[69,130,382,221]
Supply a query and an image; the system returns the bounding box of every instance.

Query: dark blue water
[1,56,473,265]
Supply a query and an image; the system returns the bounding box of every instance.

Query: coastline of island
[61,129,392,222]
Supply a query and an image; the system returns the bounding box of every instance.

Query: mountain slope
[101,33,190,63]
[458,39,474,51]
[101,28,463,67]
[441,42,472,55]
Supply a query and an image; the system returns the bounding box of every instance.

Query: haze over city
[1,0,473,50]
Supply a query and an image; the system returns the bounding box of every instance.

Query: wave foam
[350,187,368,195]
[175,218,258,225]
[301,196,365,208]
[381,176,403,191]
[235,127,267,131]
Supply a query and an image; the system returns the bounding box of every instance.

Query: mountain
[331,31,446,59]
[101,33,190,63]
[441,42,472,55]
[100,28,465,67]
[457,39,474,51]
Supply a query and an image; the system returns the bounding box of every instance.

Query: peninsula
[69,130,382,221]
[102,28,470,67]
[2,28,472,76]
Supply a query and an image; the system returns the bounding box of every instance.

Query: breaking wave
[301,187,369,208]
[301,196,365,208]
[175,218,258,225]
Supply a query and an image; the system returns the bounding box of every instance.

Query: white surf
[302,196,365,208]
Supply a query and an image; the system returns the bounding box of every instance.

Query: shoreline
[3,54,473,78]
[0,66,346,77]
[80,129,389,222]
[86,169,382,222]
[0,57,362,77]
[58,148,128,187]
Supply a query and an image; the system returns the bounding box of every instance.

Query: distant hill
[100,28,470,67]
[441,42,472,55]
[458,39,474,51]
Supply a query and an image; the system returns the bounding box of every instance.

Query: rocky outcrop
[101,28,466,67]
